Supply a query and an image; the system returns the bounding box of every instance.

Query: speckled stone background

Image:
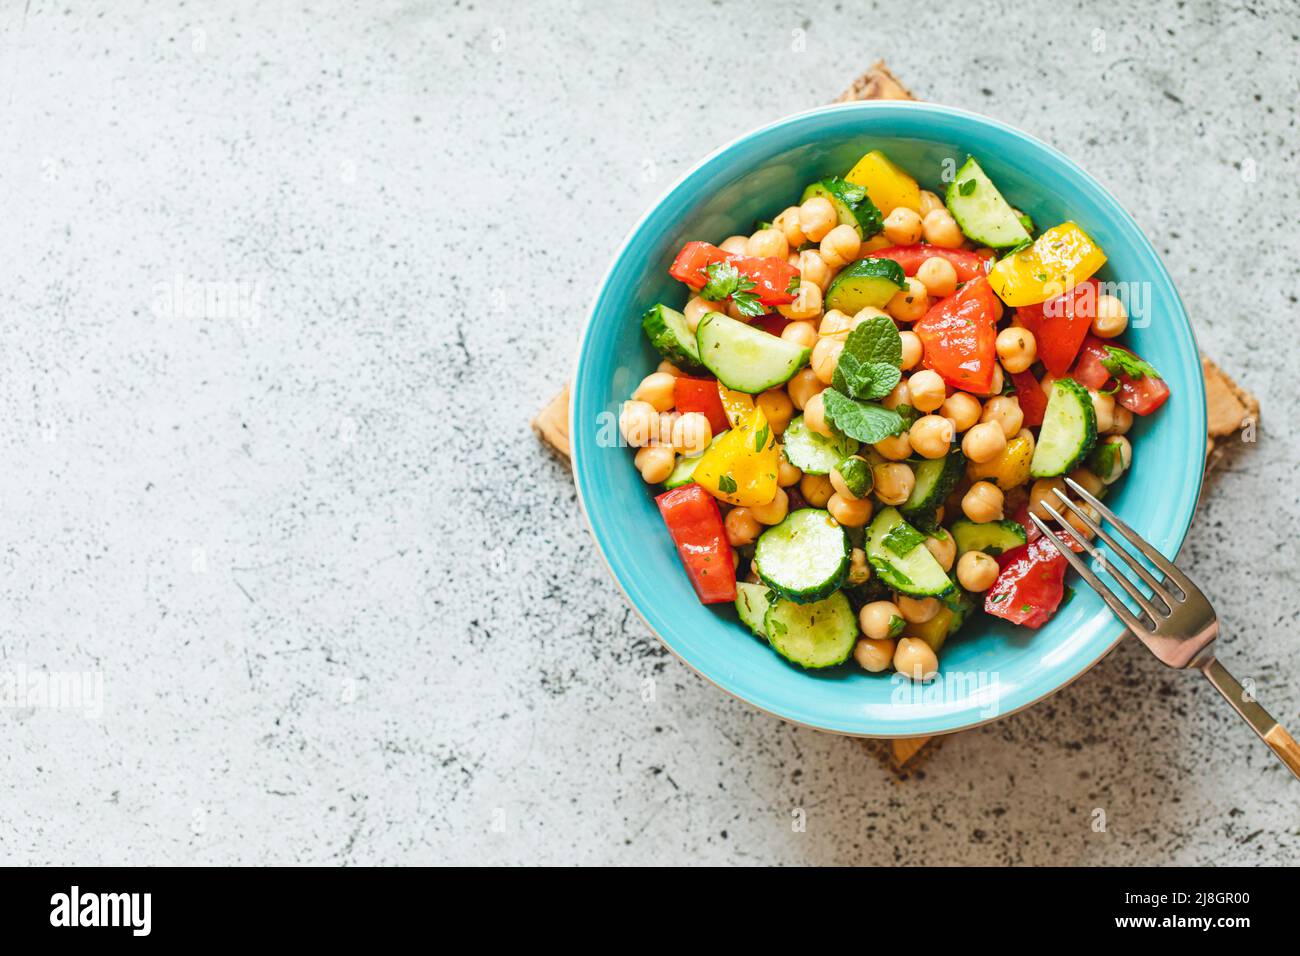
[0,0,1296,866]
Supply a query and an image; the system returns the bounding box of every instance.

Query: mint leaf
[753,423,770,453]
[718,474,737,494]
[882,524,925,557]
[1100,346,1161,381]
[887,614,906,638]
[832,315,903,400]
[821,389,905,444]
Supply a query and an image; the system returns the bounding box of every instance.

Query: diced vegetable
[753,508,850,604]
[1073,335,1171,416]
[800,177,883,239]
[673,376,729,435]
[1029,378,1098,478]
[1013,279,1098,377]
[691,406,780,507]
[1009,370,1048,427]
[735,582,773,638]
[696,312,810,393]
[950,518,1028,556]
[655,483,737,605]
[945,157,1031,248]
[823,257,906,313]
[966,429,1036,489]
[984,537,1068,628]
[782,415,859,475]
[844,150,921,216]
[661,435,721,490]
[865,507,954,598]
[668,241,800,307]
[912,276,1001,394]
[900,450,966,531]
[988,222,1107,307]
[870,244,991,283]
[716,382,755,428]
[642,304,705,371]
[763,591,858,668]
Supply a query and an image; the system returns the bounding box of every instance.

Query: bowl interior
[571,103,1205,737]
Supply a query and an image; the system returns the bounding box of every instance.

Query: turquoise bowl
[570,102,1205,737]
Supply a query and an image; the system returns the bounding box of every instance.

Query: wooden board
[531,62,1259,773]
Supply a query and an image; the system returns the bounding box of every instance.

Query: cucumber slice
[662,434,723,489]
[834,455,874,498]
[824,257,906,313]
[1030,378,1098,478]
[800,177,883,239]
[865,507,954,598]
[735,582,773,638]
[641,304,704,371]
[900,450,966,531]
[763,591,857,669]
[950,518,1028,556]
[782,416,858,475]
[753,508,850,604]
[696,312,810,393]
[945,157,1032,249]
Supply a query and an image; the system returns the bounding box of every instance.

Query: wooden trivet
[533,61,1260,773]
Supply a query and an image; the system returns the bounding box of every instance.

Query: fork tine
[1063,476,1196,597]
[1038,501,1163,624]
[1027,512,1152,638]
[1050,489,1178,610]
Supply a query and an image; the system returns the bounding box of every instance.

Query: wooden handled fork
[1030,477,1300,780]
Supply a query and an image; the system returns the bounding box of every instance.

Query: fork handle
[1200,657,1300,781]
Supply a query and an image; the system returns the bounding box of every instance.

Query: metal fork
[1029,477,1300,780]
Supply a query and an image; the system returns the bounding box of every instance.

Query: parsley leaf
[1100,346,1162,381]
[821,389,906,444]
[887,614,906,638]
[832,315,903,400]
[753,423,770,453]
[785,274,801,296]
[699,262,766,317]
[717,474,737,494]
[882,524,925,557]
[958,178,977,196]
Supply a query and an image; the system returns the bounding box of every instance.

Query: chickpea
[633,371,677,413]
[749,486,789,526]
[922,209,964,248]
[847,547,872,586]
[852,305,891,326]
[726,298,755,322]
[882,206,924,245]
[798,196,838,243]
[656,360,683,377]
[985,363,1004,397]
[1028,478,1068,519]
[981,395,1024,439]
[910,415,955,459]
[918,190,944,217]
[1089,388,1115,435]
[803,391,832,437]
[1109,405,1134,436]
[819,223,862,270]
[898,595,940,624]
[818,309,854,340]
[874,432,913,462]
[828,492,872,527]
[962,421,1007,464]
[941,392,982,432]
[671,412,712,455]
[908,369,947,412]
[956,551,1000,592]
[894,637,939,681]
[719,235,750,256]
[881,379,911,410]
[916,255,959,298]
[781,320,818,350]
[995,327,1038,374]
[797,249,833,292]
[860,600,904,641]
[1063,501,1100,540]
[773,206,806,248]
[1068,467,1105,500]
[777,456,802,487]
[787,368,824,410]
[684,295,724,332]
[777,280,823,321]
[1039,372,1057,399]
[800,473,834,508]
[925,532,956,572]
[887,277,930,323]
[746,228,789,261]
[854,637,895,673]
[724,507,762,547]
[634,444,675,484]
[618,400,658,448]
[811,337,844,385]
[962,481,1005,522]
[1091,293,1128,338]
[899,331,923,371]
[873,462,915,505]
[756,389,794,435]
[1096,435,1132,484]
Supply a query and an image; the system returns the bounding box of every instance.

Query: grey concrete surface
[0,0,1297,865]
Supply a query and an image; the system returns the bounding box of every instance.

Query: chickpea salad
[620,149,1170,680]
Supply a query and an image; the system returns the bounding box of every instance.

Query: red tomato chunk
[984,537,1067,628]
[1073,335,1170,416]
[654,483,737,605]
[870,245,992,283]
[672,377,730,435]
[913,276,1001,394]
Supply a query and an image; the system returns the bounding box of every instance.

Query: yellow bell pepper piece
[987,222,1106,307]
[692,407,779,507]
[716,383,755,428]
[859,233,893,254]
[905,605,954,654]
[966,431,1035,490]
[844,150,921,215]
